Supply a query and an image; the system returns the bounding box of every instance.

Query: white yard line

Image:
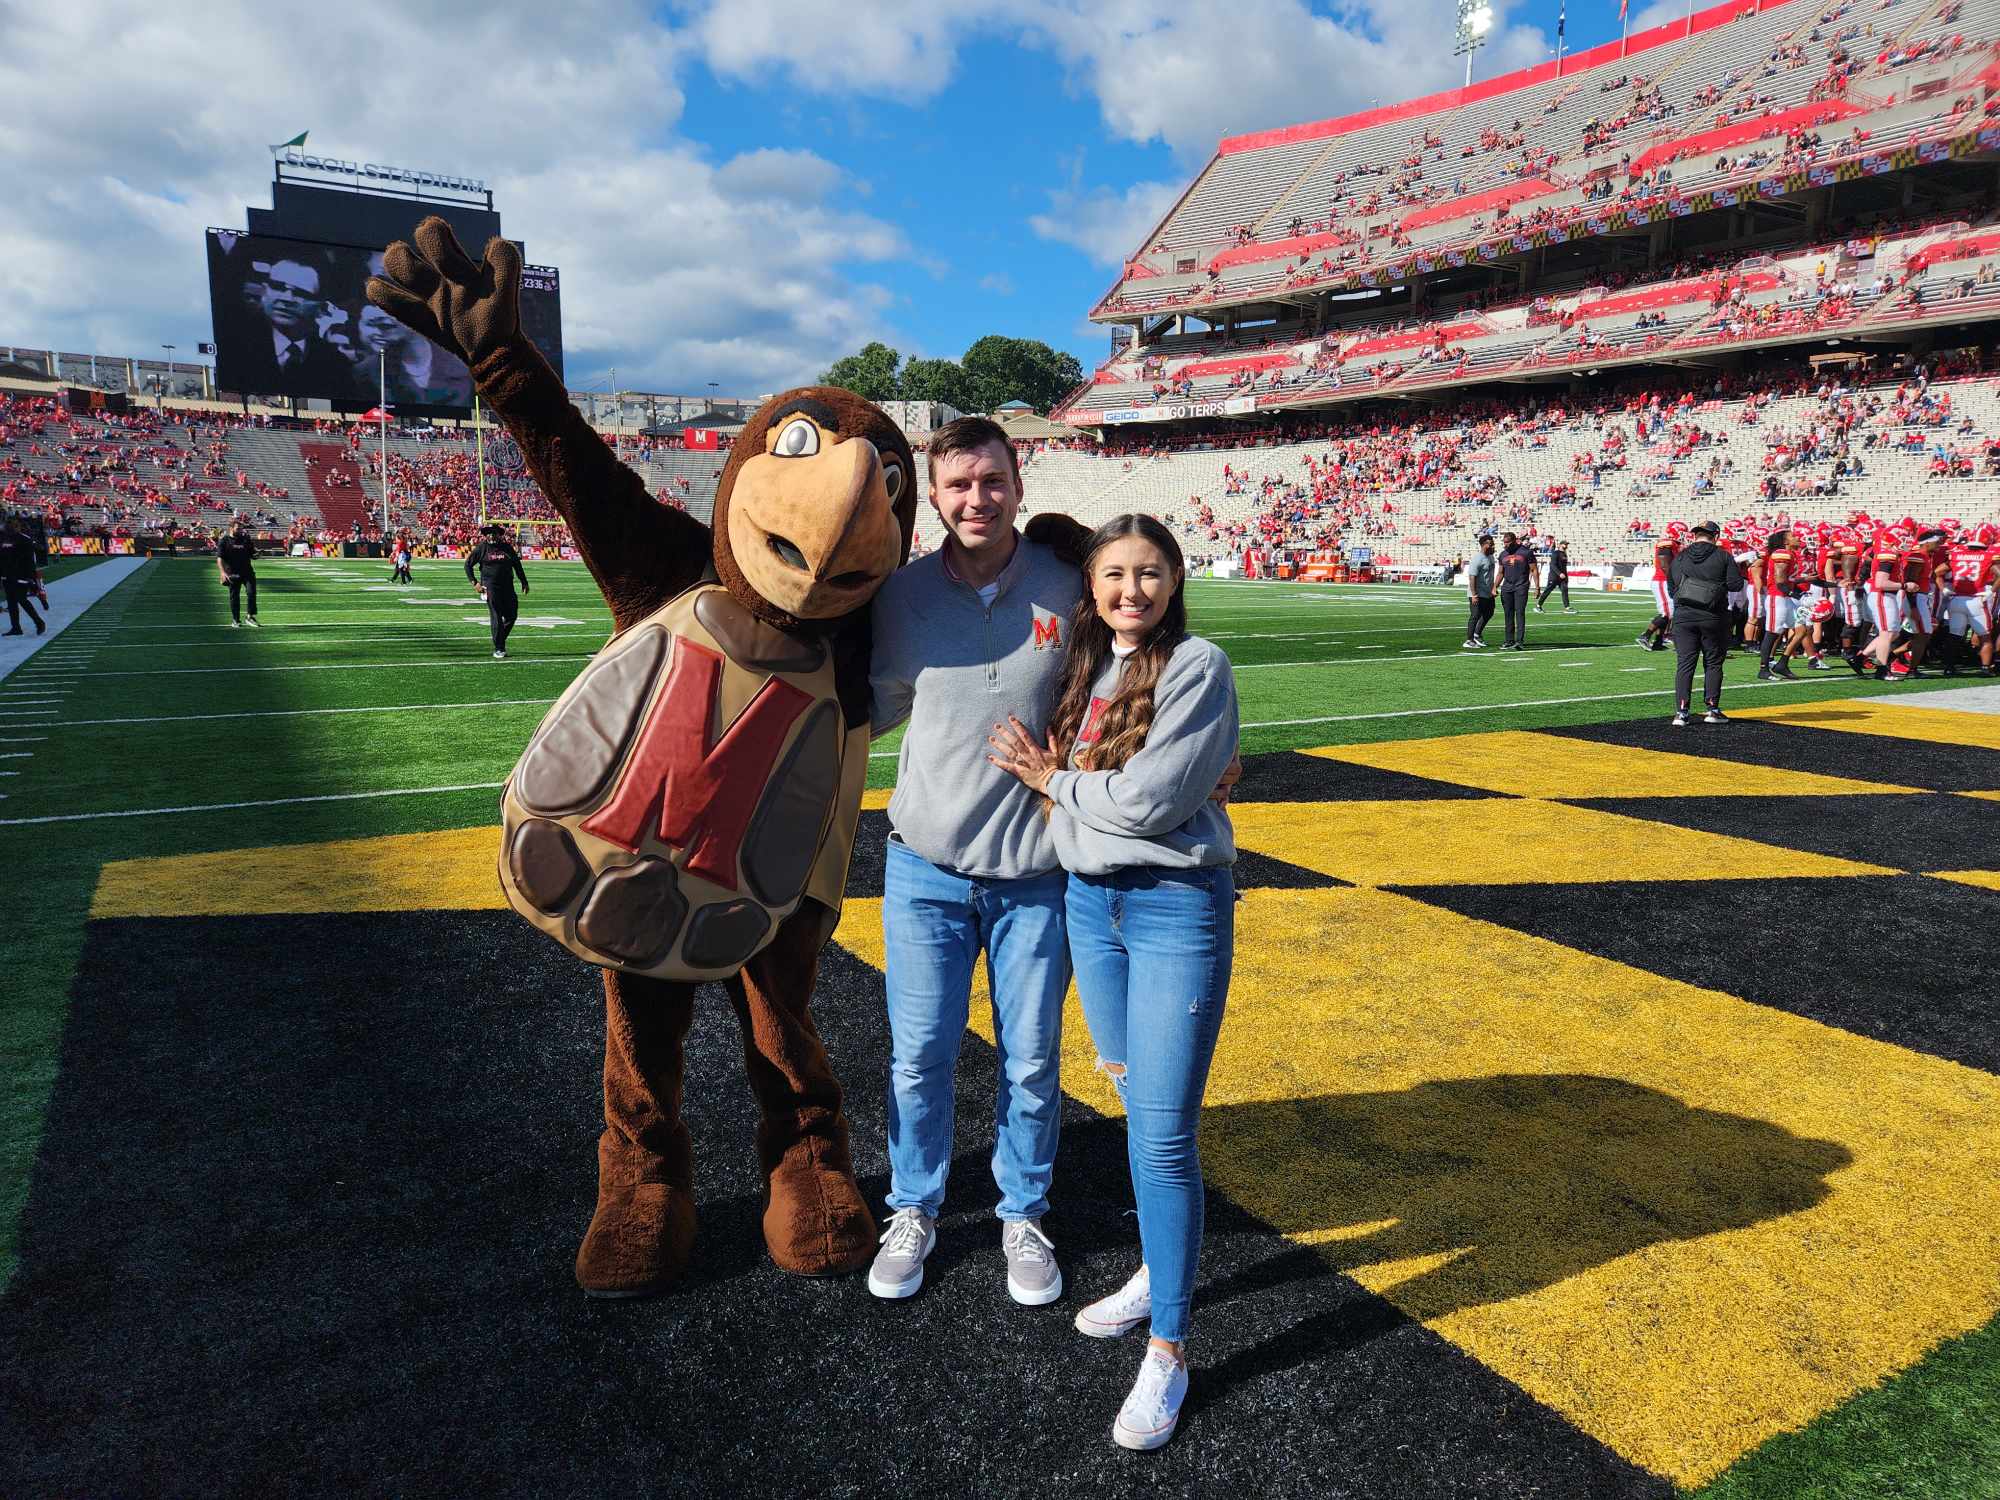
[0,780,509,827]
[55,655,593,679]
[50,697,560,729]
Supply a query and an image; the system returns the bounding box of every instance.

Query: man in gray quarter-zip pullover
[863,416,1081,1307]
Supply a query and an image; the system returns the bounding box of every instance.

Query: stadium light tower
[1455,0,1495,85]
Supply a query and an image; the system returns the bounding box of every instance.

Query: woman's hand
[987,715,1063,794]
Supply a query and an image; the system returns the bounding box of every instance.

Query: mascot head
[711,386,917,631]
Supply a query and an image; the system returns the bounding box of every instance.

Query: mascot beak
[728,433,904,621]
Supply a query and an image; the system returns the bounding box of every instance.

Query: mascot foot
[762,1145,875,1278]
[575,1182,696,1299]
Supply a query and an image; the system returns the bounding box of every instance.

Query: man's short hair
[927,415,1020,489]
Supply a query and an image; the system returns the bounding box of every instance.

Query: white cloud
[0,0,911,392]
[675,0,1550,162]
[687,0,1007,99]
[1029,180,1182,266]
[1625,0,1686,33]
[978,272,1016,295]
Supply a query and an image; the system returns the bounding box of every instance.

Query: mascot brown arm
[366,216,703,631]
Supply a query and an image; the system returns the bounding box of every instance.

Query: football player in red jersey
[1638,531,1681,651]
[1942,523,2000,675]
[1830,527,1869,671]
[1889,529,1941,679]
[1863,529,1909,680]
[1755,529,1800,681]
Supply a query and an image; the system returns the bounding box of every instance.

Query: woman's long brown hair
[1048,514,1188,773]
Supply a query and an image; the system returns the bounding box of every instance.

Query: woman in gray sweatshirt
[987,513,1239,1452]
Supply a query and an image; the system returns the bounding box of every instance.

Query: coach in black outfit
[1495,532,1539,650]
[0,514,46,636]
[1537,540,1571,612]
[1667,519,1743,727]
[466,523,529,659]
[217,518,259,628]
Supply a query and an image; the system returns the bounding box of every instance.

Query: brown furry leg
[574,970,699,1298]
[726,901,875,1276]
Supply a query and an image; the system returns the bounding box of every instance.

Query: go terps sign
[278,147,488,195]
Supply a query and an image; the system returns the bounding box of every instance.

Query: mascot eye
[774,418,819,458]
[882,462,905,502]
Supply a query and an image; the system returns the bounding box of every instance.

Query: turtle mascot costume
[367,218,915,1296]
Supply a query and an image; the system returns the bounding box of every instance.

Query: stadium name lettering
[280,148,488,193]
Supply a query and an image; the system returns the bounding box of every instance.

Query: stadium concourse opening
[5,7,2000,1496]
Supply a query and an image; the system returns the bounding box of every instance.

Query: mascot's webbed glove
[1024,512,1092,567]
[367,217,709,629]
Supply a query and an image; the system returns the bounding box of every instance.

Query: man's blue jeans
[1066,864,1234,1343]
[881,838,1069,1222]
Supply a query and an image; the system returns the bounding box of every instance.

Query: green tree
[897,357,980,412]
[959,336,1085,414]
[820,342,902,402]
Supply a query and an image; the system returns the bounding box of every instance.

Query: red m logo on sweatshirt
[1032,614,1062,649]
[581,638,811,889]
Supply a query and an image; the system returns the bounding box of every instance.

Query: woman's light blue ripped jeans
[1064,863,1235,1344]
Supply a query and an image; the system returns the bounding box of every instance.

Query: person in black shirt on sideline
[217,517,260,628]
[1494,532,1540,650]
[1666,520,1744,727]
[1536,540,1574,613]
[466,523,529,659]
[0,514,46,636]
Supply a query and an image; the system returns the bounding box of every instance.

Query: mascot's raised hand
[366,218,521,371]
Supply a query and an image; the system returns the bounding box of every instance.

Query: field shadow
[1189,1072,1850,1387]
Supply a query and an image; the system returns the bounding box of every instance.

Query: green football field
[3,557,1996,1497]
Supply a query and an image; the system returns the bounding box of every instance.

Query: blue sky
[5,0,1679,395]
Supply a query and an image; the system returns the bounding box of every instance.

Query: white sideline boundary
[0,558,146,684]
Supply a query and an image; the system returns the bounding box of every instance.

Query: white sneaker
[1076,1265,1151,1338]
[1113,1348,1188,1451]
[493,649,507,659]
[1461,638,1479,649]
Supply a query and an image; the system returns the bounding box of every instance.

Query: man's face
[929,442,1021,557]
[257,261,321,335]
[1480,539,1494,556]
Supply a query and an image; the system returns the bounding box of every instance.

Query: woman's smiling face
[1090,535,1180,645]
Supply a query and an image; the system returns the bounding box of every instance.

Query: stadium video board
[204,229,563,414]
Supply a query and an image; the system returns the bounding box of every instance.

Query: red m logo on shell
[1032,615,1062,649]
[582,639,811,890]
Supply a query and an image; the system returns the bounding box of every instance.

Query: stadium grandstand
[1015,0,2000,574]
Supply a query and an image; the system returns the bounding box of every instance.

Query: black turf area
[1571,791,2000,873]
[1395,876,2000,1074]
[1548,715,2000,792]
[1231,749,1507,804]
[0,911,1668,1499]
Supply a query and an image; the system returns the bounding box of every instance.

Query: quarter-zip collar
[940,529,1028,607]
